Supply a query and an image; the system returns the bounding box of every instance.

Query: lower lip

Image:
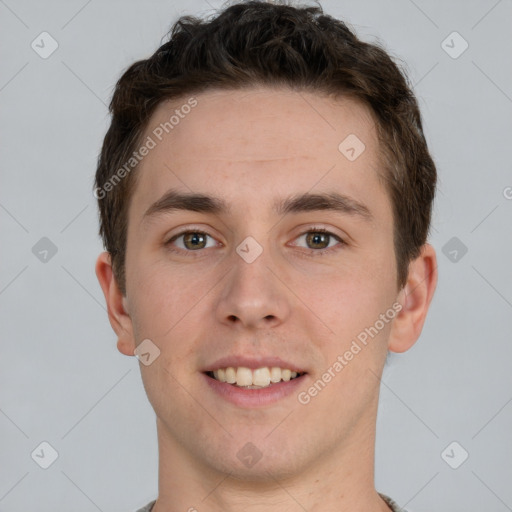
[202,372,307,408]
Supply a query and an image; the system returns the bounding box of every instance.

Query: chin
[203,437,307,482]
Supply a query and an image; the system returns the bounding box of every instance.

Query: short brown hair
[95,0,436,295]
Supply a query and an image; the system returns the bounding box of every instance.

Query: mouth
[204,366,307,389]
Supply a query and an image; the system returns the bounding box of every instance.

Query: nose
[214,243,291,330]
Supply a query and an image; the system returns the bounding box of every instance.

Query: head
[95,0,437,482]
[95,1,436,296]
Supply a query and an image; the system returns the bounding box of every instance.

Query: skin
[96,86,437,512]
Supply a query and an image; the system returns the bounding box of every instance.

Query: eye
[165,230,218,252]
[292,228,345,254]
[164,227,346,256]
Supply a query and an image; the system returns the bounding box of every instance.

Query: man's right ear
[95,252,136,356]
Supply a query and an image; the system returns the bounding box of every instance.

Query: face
[117,87,404,478]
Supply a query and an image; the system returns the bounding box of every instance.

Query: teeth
[236,367,253,386]
[270,367,281,383]
[253,367,270,387]
[210,366,303,388]
[225,367,236,384]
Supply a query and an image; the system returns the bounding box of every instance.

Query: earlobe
[95,252,136,357]
[388,243,438,353]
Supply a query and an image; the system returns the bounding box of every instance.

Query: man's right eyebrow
[142,189,230,223]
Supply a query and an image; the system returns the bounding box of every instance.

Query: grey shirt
[135,493,407,511]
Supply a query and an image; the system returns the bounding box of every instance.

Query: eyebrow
[142,189,373,223]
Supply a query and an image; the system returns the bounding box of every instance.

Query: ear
[95,251,135,357]
[388,243,438,353]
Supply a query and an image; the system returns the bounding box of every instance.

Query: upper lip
[202,355,308,373]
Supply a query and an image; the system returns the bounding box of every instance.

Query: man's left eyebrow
[141,189,373,223]
[275,192,374,222]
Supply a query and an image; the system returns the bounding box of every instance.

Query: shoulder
[135,500,156,512]
[137,496,405,512]
[379,492,409,512]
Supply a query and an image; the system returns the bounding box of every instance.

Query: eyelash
[165,227,346,257]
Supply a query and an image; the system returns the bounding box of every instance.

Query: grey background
[1,0,511,510]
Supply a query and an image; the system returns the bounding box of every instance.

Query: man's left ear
[388,243,438,353]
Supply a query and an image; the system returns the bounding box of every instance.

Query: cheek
[125,257,174,336]
[301,278,392,415]
[301,261,395,356]
[125,254,219,344]
[310,265,384,317]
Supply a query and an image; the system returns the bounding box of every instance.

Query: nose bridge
[233,235,272,290]
[230,233,275,301]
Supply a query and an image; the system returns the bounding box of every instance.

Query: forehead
[129,86,388,223]
[148,86,378,160]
